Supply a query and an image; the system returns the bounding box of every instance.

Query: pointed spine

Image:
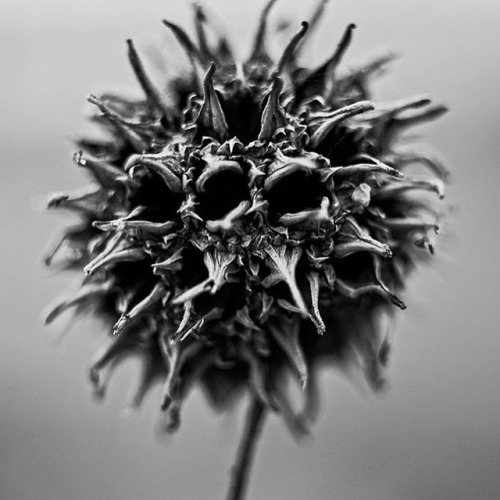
[263,245,307,316]
[193,2,214,62]
[113,282,166,335]
[73,151,131,189]
[196,63,229,141]
[309,101,374,148]
[126,39,170,117]
[306,271,326,335]
[44,283,112,325]
[84,247,146,276]
[126,155,182,192]
[162,19,204,65]
[307,0,330,38]
[258,77,287,141]
[87,95,148,152]
[268,318,308,389]
[94,219,176,236]
[373,178,445,200]
[275,21,309,74]
[248,0,278,63]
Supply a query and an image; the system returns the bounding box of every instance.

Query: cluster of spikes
[45,0,448,437]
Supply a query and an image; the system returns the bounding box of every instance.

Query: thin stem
[225,396,267,500]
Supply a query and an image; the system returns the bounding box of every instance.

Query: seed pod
[45,0,448,458]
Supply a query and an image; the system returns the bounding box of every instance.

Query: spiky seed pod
[45,0,447,459]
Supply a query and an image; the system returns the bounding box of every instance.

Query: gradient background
[2,1,499,499]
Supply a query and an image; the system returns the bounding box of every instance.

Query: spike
[193,2,213,62]
[127,355,164,411]
[113,282,165,335]
[159,336,180,410]
[262,245,307,316]
[162,19,204,65]
[357,305,393,391]
[87,95,148,152]
[161,343,207,410]
[94,218,176,236]
[380,217,439,233]
[196,63,229,141]
[373,178,445,200]
[248,0,278,63]
[171,278,212,306]
[126,333,166,410]
[89,327,152,397]
[306,272,326,335]
[240,343,278,409]
[43,224,90,266]
[272,383,311,438]
[126,39,170,117]
[368,94,432,119]
[203,250,238,293]
[258,292,274,322]
[152,248,183,271]
[172,250,237,304]
[324,22,356,74]
[124,151,180,171]
[372,256,407,309]
[258,77,287,141]
[386,147,450,180]
[268,317,308,389]
[161,349,217,433]
[298,23,355,96]
[333,240,392,259]
[320,162,403,181]
[338,218,393,258]
[336,278,406,310]
[275,21,309,73]
[175,301,195,339]
[338,52,398,86]
[47,188,112,217]
[309,101,374,148]
[394,103,448,130]
[73,151,131,188]
[235,307,261,332]
[44,283,112,325]
[307,0,330,36]
[126,156,182,192]
[84,247,146,276]
[298,364,320,427]
[175,308,224,342]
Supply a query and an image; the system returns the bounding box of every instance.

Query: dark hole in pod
[266,171,328,223]
[196,171,250,220]
[220,88,261,143]
[128,171,184,223]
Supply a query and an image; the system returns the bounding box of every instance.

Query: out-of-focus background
[2,1,499,499]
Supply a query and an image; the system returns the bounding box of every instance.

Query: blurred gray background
[1,0,499,499]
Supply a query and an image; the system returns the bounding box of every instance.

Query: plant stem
[225,396,267,500]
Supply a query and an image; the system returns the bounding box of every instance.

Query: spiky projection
[45,0,447,448]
